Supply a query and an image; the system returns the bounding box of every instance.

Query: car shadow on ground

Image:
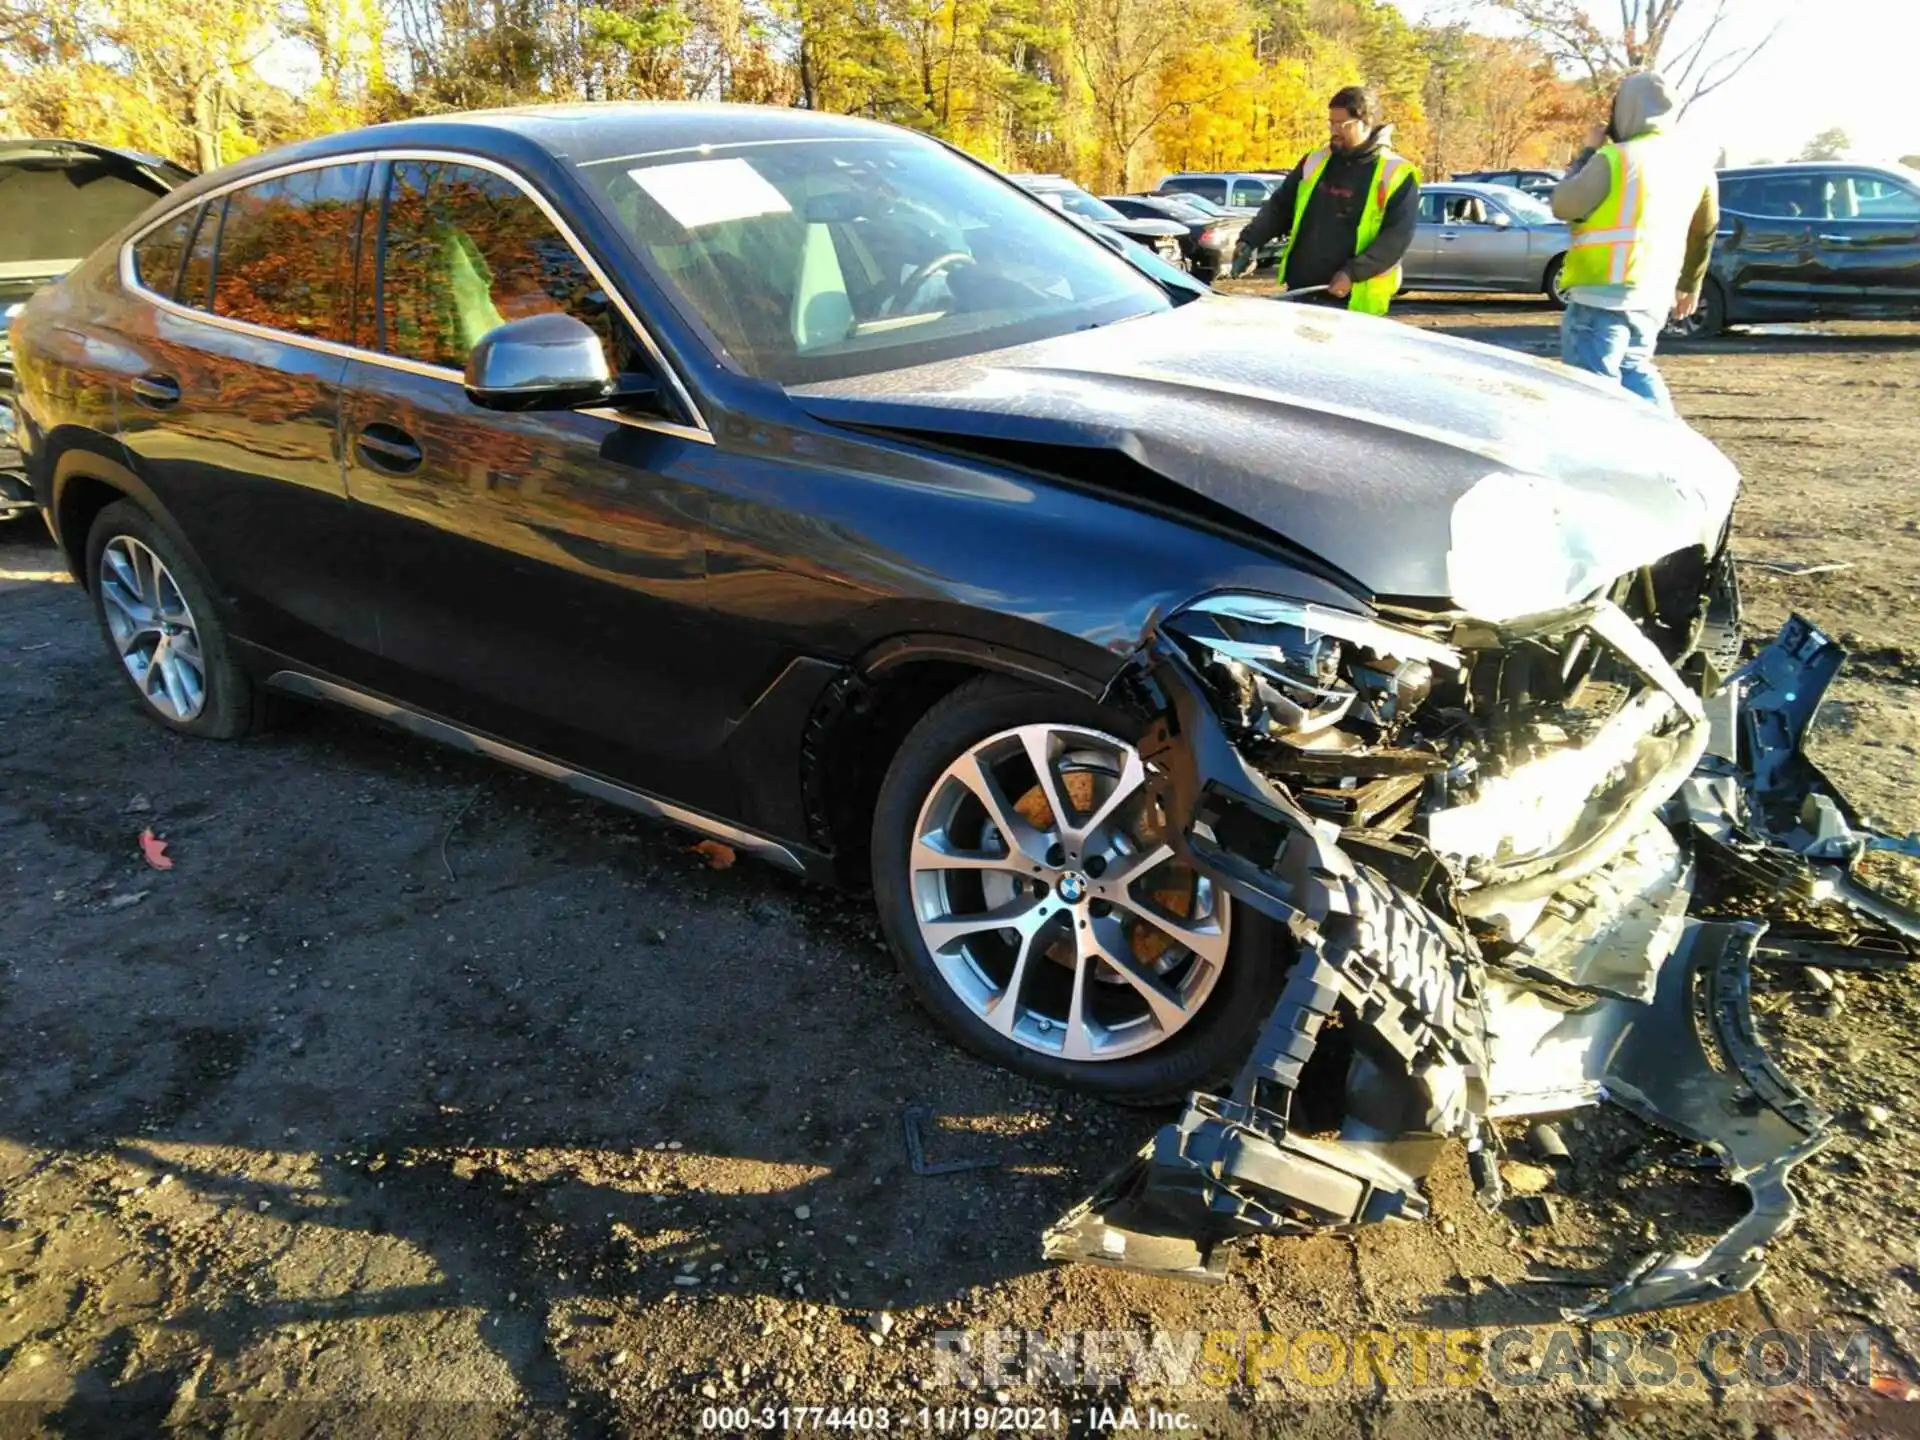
[0,534,1180,1415]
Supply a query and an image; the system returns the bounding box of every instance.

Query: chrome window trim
[118,147,714,446]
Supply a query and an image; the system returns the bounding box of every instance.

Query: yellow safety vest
[1277,147,1419,316]
[1563,136,1657,288]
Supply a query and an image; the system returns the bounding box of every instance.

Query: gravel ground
[4,297,1920,1438]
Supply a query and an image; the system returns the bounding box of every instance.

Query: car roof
[1160,172,1271,181]
[1720,160,1915,179]
[131,102,916,206]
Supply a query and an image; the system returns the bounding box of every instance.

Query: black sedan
[1102,193,1245,280]
[1008,173,1190,268]
[14,102,1901,1304]
[1674,161,1920,336]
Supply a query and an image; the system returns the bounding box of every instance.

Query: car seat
[435,223,508,356]
[791,222,854,351]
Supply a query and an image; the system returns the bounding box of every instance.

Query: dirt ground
[5,297,1920,1439]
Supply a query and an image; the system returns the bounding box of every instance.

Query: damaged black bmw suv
[13,104,1918,1318]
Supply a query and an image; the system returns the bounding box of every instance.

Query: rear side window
[130,207,199,298]
[209,163,370,342]
[377,159,624,372]
[180,204,218,308]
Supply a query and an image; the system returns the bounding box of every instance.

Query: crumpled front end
[1043,552,1919,1319]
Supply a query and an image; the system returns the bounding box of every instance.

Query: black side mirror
[464,312,616,413]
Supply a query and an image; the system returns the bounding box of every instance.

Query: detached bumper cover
[1045,614,1917,1318]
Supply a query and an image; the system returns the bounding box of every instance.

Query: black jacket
[1240,131,1419,289]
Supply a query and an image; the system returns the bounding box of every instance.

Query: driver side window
[378,160,632,372]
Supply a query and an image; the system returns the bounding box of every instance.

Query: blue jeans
[1560,302,1672,411]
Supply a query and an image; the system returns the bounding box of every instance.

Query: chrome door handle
[355,423,423,474]
[1817,233,1855,243]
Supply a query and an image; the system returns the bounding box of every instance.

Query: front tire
[871,675,1286,1104]
[1543,253,1569,309]
[85,498,262,739]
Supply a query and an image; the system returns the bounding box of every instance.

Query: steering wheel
[889,251,975,311]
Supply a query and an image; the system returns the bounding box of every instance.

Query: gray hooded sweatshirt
[1551,71,1719,312]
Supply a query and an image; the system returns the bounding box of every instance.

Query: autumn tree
[0,0,1620,192]
[1420,26,1584,175]
[1474,0,1786,112]
[1796,126,1850,162]
[1067,0,1250,189]
[0,0,282,167]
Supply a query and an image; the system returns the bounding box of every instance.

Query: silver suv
[1153,171,1278,213]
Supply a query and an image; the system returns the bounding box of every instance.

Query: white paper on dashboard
[628,158,793,229]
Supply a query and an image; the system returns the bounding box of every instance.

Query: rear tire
[870,674,1287,1105]
[1667,276,1727,340]
[85,499,263,739]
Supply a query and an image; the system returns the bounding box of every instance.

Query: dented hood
[790,297,1741,603]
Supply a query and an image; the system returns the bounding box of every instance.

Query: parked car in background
[1671,161,1920,337]
[1010,175,1189,269]
[1101,194,1245,280]
[1451,168,1561,198]
[1153,172,1277,213]
[1402,182,1571,306]
[1,139,193,520]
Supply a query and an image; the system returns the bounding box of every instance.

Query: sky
[1399,0,1920,165]
[1678,0,1918,163]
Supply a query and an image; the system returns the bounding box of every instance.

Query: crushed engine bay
[1042,554,1920,1320]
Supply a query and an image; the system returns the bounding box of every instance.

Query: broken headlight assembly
[1166,593,1460,748]
[1446,470,1676,625]
[1046,600,1920,1321]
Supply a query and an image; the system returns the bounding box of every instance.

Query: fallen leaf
[1501,1161,1556,1195]
[1871,1375,1920,1401]
[690,840,735,870]
[138,828,174,871]
[107,890,151,910]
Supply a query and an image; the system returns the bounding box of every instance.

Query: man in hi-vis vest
[1229,86,1419,315]
[1550,71,1718,411]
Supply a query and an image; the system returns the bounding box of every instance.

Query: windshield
[1172,196,1228,217]
[579,138,1170,385]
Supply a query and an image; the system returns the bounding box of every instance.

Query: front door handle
[130,374,180,408]
[355,423,423,474]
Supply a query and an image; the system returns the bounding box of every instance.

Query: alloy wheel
[908,723,1229,1062]
[98,535,208,722]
